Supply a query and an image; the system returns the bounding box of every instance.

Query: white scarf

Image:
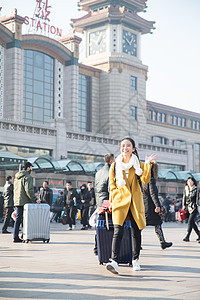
[115,154,143,187]
[185,185,196,197]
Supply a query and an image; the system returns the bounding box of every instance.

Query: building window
[149,110,166,123]
[78,73,91,132]
[0,144,51,157]
[182,118,186,127]
[130,106,137,120]
[171,115,186,127]
[151,136,169,145]
[161,113,167,123]
[67,152,104,163]
[190,119,197,130]
[158,163,185,171]
[23,50,54,125]
[172,140,186,148]
[130,76,137,90]
[152,111,157,121]
[149,110,153,120]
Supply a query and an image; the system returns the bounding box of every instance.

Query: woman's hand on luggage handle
[155,206,160,213]
[145,154,158,164]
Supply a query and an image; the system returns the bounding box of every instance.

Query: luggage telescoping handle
[105,209,109,230]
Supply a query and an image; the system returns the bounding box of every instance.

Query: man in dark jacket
[87,181,96,219]
[95,153,115,207]
[13,162,39,243]
[94,153,115,254]
[80,184,91,230]
[52,191,65,222]
[39,181,53,207]
[2,176,14,234]
[64,181,80,230]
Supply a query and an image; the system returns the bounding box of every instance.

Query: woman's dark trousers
[111,212,141,263]
[81,207,89,227]
[66,207,77,228]
[13,206,23,240]
[186,210,200,238]
[2,207,13,232]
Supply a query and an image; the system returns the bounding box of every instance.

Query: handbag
[89,208,98,228]
[158,207,167,218]
[77,209,81,220]
[178,209,187,221]
[61,212,69,225]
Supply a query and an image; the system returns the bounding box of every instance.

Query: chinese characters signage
[24,0,62,37]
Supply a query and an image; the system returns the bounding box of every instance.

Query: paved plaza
[0,221,200,300]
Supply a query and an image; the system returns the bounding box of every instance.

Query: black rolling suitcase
[96,214,132,265]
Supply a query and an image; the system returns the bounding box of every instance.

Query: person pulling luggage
[94,153,115,254]
[13,162,40,243]
[106,137,157,274]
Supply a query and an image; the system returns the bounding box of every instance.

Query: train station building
[0,0,200,196]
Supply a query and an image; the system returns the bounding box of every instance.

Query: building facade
[0,1,200,193]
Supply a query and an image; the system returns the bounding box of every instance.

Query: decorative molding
[0,120,56,136]
[56,62,63,118]
[138,143,187,155]
[66,131,120,145]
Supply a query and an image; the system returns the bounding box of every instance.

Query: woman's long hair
[120,137,139,159]
[151,161,158,182]
[185,176,197,187]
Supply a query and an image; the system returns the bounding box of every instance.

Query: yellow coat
[109,161,151,229]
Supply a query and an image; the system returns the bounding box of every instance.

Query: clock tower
[72,0,155,139]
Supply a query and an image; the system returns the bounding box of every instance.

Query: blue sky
[1,0,200,113]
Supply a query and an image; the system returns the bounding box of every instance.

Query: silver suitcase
[23,203,50,243]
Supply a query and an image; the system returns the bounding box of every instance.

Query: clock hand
[129,35,134,45]
[97,33,103,45]
[125,37,131,45]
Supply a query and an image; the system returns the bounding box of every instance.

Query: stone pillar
[0,9,24,122]
[4,47,23,121]
[63,64,79,131]
[50,119,67,160]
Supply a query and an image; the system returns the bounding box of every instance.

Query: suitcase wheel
[43,239,50,243]
[25,240,29,244]
[99,261,103,265]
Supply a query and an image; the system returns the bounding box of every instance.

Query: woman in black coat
[182,176,200,242]
[80,184,91,230]
[143,161,172,249]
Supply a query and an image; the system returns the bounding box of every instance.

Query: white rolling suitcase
[23,203,50,243]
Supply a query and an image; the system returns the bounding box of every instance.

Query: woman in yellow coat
[106,137,157,274]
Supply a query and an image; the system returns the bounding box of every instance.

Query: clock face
[122,30,137,56]
[89,29,106,55]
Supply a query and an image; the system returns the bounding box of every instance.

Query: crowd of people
[0,137,200,275]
